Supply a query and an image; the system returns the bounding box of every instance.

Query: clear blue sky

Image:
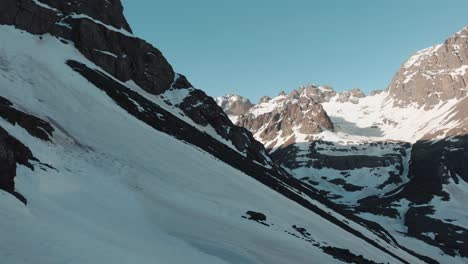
[122,0,468,102]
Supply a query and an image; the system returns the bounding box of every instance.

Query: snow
[358,204,468,264]
[125,81,247,157]
[450,65,468,78]
[318,86,333,92]
[429,174,468,228]
[32,0,62,14]
[321,91,462,143]
[242,84,463,148]
[249,95,287,117]
[403,44,442,69]
[161,87,193,106]
[216,94,250,105]
[93,49,118,58]
[0,25,428,264]
[228,115,238,124]
[69,14,134,37]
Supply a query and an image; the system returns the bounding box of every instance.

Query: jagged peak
[387,26,468,108]
[259,96,272,103]
[454,25,468,37]
[402,26,468,70]
[216,93,252,104]
[403,44,442,69]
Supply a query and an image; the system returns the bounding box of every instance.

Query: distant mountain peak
[388,25,468,108]
[215,94,254,116]
[455,25,468,36]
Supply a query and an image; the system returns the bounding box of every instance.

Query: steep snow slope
[0,26,428,264]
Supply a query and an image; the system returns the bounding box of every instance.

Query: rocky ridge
[215,94,254,116]
[217,85,372,150]
[388,26,468,108]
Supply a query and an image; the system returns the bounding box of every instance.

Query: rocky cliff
[388,27,468,108]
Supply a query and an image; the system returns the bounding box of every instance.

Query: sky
[122,0,468,102]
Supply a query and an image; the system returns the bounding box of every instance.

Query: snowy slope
[0,25,429,264]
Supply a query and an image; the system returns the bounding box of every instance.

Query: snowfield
[0,26,428,264]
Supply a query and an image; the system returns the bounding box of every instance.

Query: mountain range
[218,26,468,263]
[0,1,466,263]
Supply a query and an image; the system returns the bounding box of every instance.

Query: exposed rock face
[358,136,468,258]
[370,89,384,96]
[216,85,372,150]
[396,136,468,204]
[67,60,283,173]
[0,126,35,205]
[259,96,272,103]
[215,94,253,116]
[284,84,337,103]
[335,88,366,104]
[0,0,174,94]
[0,96,55,204]
[388,27,468,108]
[1,0,275,172]
[274,141,406,172]
[237,91,334,149]
[177,89,271,163]
[215,85,375,150]
[0,96,54,141]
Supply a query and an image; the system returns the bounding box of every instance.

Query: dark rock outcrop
[396,135,468,204]
[357,135,468,257]
[1,0,174,94]
[0,126,36,204]
[405,206,467,258]
[320,246,381,264]
[244,211,267,222]
[242,211,269,225]
[177,89,269,163]
[0,96,55,204]
[272,141,406,173]
[0,96,54,141]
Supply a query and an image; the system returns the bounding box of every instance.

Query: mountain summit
[389,26,468,107]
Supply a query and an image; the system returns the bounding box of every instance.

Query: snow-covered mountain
[0,1,439,263]
[219,27,468,263]
[215,94,254,119]
[389,26,468,108]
